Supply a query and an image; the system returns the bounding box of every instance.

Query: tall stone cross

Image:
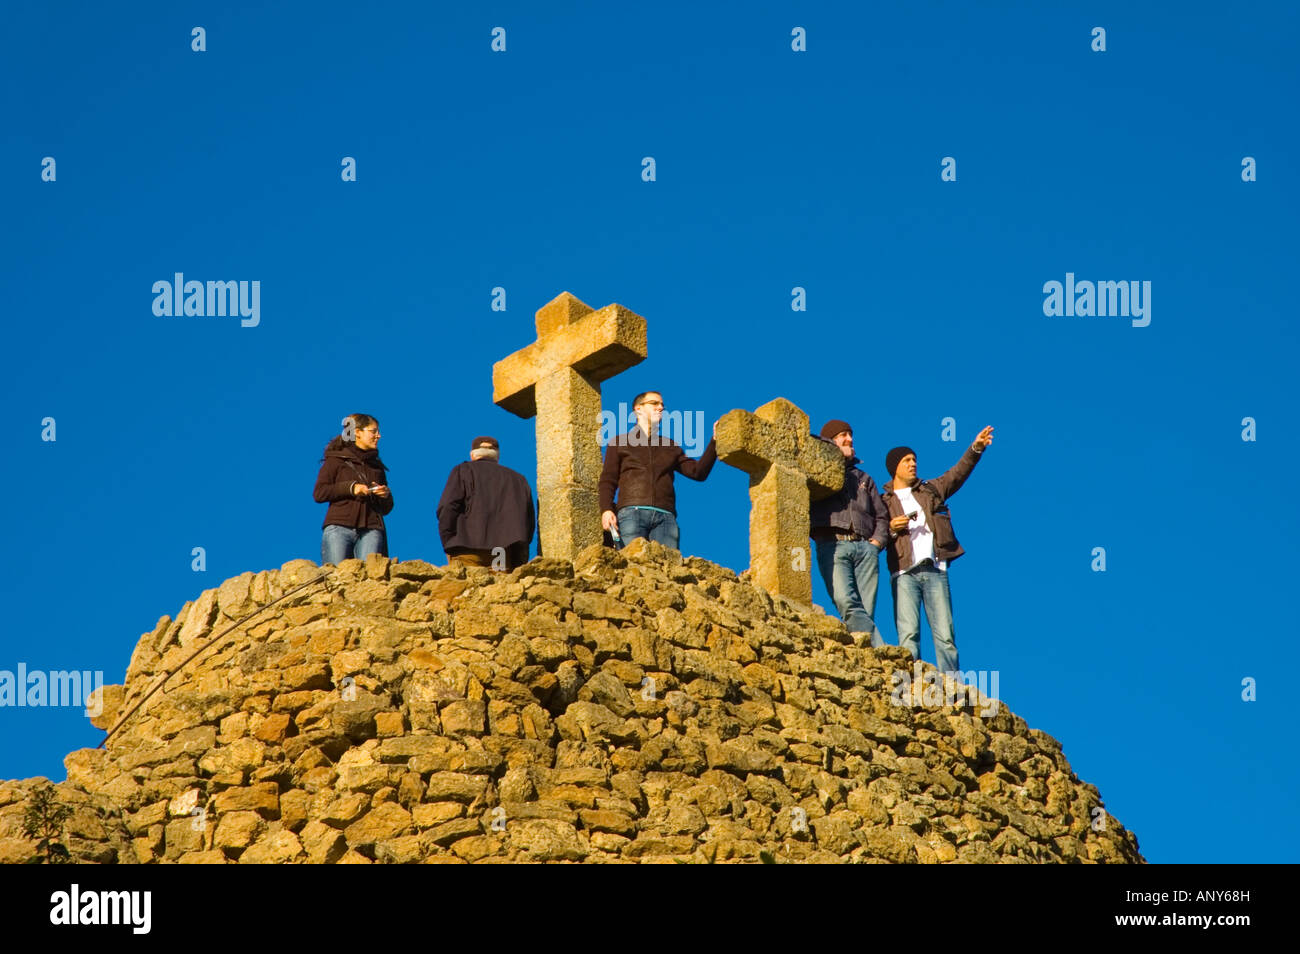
[493,292,648,561]
[715,398,844,603]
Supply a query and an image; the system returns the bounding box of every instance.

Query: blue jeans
[815,539,884,646]
[617,507,680,550]
[321,525,387,564]
[892,563,960,675]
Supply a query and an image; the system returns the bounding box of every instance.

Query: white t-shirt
[894,486,947,572]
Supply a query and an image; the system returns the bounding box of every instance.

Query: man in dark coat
[437,436,535,571]
[810,419,891,648]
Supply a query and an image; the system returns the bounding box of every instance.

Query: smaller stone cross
[493,292,648,561]
[715,398,844,603]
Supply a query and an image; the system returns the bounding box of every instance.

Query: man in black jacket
[810,420,891,648]
[437,436,536,571]
[598,391,717,550]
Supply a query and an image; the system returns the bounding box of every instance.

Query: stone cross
[493,292,648,561]
[715,398,844,603]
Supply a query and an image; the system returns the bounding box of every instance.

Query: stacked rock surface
[0,540,1142,863]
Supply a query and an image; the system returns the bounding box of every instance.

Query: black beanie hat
[886,446,916,478]
[819,419,852,441]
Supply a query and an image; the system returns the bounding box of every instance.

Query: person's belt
[813,528,867,542]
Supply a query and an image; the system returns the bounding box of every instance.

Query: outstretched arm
[930,425,994,500]
[676,438,718,481]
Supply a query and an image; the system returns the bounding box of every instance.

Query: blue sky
[2,1,1296,862]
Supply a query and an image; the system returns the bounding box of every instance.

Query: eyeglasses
[358,427,380,436]
[638,401,664,408]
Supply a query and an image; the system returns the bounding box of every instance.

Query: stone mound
[0,539,1143,863]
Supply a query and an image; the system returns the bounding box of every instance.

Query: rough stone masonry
[0,542,1142,864]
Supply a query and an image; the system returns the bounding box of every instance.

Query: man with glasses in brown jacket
[599,390,717,550]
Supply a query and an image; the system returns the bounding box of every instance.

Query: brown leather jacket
[880,444,984,575]
[599,427,717,515]
[313,438,394,530]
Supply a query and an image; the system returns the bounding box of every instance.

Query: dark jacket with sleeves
[437,458,536,554]
[312,437,394,530]
[598,426,718,515]
[879,444,984,575]
[809,445,890,544]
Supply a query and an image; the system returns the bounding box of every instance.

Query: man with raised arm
[880,426,994,675]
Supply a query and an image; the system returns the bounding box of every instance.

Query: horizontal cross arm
[493,305,647,418]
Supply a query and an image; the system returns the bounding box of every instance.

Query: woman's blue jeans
[321,525,387,564]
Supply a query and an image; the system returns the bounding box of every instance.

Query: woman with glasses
[312,413,395,563]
